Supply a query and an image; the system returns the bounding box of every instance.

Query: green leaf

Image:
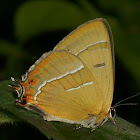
[0,80,140,140]
[14,1,89,42]
[0,109,20,124]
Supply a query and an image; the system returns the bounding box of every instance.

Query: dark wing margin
[102,18,115,85]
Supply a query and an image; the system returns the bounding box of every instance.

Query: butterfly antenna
[112,92,140,108]
[113,103,138,108]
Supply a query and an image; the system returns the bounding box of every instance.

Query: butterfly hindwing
[26,51,103,121]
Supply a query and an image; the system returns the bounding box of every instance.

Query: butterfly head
[10,76,28,106]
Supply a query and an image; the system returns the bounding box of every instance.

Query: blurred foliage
[0,0,140,140]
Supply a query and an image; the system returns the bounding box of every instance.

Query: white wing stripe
[66,81,93,91]
[34,64,84,100]
[75,40,107,56]
[34,81,47,101]
[47,64,84,83]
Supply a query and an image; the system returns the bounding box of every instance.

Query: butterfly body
[12,18,114,129]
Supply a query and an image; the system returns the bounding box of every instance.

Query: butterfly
[11,18,115,130]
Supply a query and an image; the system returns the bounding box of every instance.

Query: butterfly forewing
[54,19,114,114]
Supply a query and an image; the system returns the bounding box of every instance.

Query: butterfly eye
[15,96,27,106]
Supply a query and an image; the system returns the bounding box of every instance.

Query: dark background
[0,0,140,139]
